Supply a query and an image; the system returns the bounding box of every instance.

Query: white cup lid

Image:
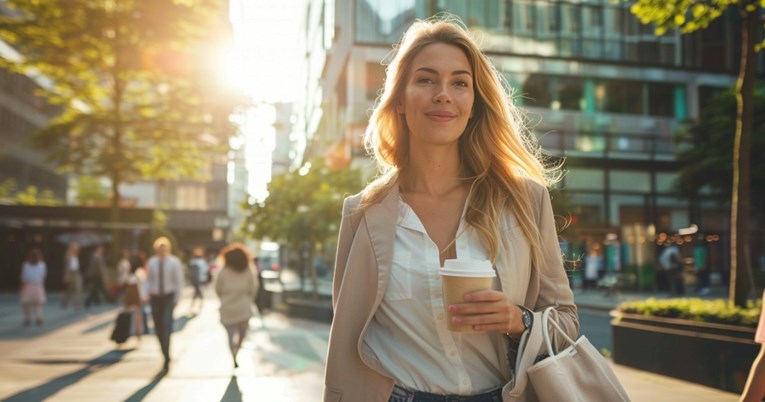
[439,259,496,278]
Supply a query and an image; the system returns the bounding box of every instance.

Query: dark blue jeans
[389,384,502,402]
[150,293,175,363]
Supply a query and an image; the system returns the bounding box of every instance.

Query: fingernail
[448,305,456,312]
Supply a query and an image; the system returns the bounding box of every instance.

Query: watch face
[522,310,532,328]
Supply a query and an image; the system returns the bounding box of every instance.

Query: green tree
[241,158,364,299]
[0,178,62,205]
[75,175,109,206]
[676,85,765,223]
[0,0,238,251]
[629,0,764,306]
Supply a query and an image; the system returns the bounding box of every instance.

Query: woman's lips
[425,111,457,122]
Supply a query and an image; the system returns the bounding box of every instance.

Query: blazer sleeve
[332,194,361,309]
[531,185,579,347]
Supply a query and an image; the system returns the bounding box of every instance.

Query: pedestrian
[253,256,270,316]
[215,243,258,369]
[145,236,185,371]
[20,247,47,326]
[84,244,113,307]
[658,243,684,295]
[740,289,765,401]
[583,242,603,291]
[323,16,578,401]
[123,254,148,338]
[188,246,209,314]
[115,249,132,302]
[60,242,83,310]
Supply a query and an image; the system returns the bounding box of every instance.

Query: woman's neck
[403,146,463,196]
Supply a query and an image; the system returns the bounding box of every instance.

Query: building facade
[305,0,764,279]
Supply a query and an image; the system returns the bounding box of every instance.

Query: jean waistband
[389,384,503,402]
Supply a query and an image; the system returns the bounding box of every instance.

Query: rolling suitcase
[110,310,133,344]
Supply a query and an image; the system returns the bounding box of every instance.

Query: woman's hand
[447,290,526,335]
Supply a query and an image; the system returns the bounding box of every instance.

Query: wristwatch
[519,306,533,331]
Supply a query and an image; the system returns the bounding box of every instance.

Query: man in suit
[145,237,185,371]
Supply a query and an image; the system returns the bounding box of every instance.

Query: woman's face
[397,43,474,150]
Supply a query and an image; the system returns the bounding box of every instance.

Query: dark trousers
[150,293,175,362]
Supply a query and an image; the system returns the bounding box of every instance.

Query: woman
[740,290,765,401]
[215,243,258,369]
[60,242,83,310]
[123,254,148,338]
[20,248,47,326]
[323,16,578,401]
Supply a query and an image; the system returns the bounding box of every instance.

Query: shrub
[616,298,762,327]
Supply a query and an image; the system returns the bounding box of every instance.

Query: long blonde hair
[361,16,559,267]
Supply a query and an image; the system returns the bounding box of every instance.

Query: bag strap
[541,307,577,357]
[509,310,545,394]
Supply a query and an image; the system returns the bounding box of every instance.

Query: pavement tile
[0,286,746,402]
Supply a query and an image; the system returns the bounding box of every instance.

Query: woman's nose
[433,86,451,103]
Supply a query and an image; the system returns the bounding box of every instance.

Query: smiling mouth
[425,112,457,121]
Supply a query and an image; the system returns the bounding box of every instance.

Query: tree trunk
[729,8,758,307]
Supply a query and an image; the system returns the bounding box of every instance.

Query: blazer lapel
[363,187,400,305]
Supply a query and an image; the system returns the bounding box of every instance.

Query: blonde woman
[215,243,258,369]
[323,16,578,401]
[60,242,83,310]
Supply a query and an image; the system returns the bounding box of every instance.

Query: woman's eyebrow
[414,67,472,77]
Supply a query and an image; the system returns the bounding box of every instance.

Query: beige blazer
[323,181,578,402]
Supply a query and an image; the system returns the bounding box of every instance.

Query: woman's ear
[396,102,404,114]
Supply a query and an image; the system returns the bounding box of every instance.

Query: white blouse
[22,261,47,285]
[363,198,504,395]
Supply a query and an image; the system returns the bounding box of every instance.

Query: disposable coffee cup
[439,259,496,332]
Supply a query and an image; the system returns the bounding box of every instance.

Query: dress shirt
[363,197,504,395]
[146,255,185,303]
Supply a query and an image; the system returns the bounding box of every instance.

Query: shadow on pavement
[123,369,168,402]
[172,313,197,332]
[4,348,134,402]
[219,375,242,402]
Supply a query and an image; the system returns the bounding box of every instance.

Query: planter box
[285,295,333,323]
[611,311,758,393]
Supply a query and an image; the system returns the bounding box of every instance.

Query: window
[600,80,642,114]
[647,83,674,117]
[558,77,584,110]
[566,168,604,191]
[609,170,650,192]
[521,74,552,107]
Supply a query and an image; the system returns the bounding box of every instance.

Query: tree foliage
[0,178,61,206]
[676,85,765,215]
[0,0,238,208]
[241,158,365,252]
[240,158,364,298]
[629,0,763,306]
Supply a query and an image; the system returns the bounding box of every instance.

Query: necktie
[159,258,165,295]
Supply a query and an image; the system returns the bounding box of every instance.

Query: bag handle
[507,310,545,396]
[541,307,577,357]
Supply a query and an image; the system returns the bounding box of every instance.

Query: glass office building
[305,0,763,277]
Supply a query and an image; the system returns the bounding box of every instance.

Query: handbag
[503,307,631,402]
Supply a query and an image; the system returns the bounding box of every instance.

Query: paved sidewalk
[0,289,326,401]
[0,287,742,401]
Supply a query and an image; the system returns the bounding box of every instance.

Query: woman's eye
[416,77,434,84]
[453,80,469,87]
